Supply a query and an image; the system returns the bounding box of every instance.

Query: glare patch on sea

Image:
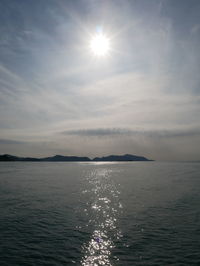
[81,168,123,265]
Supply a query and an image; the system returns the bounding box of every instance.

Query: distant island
[0,154,152,162]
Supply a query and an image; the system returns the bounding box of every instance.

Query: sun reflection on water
[81,168,123,265]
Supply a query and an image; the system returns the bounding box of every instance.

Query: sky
[0,0,200,161]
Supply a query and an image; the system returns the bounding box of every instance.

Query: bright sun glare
[90,33,110,57]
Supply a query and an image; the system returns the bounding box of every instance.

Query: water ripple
[81,168,123,265]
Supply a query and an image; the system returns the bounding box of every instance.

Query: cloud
[0,139,26,145]
[62,128,132,137]
[0,0,200,160]
[62,127,200,139]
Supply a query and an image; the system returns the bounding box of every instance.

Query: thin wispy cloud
[0,0,200,160]
[63,127,200,138]
[0,139,26,145]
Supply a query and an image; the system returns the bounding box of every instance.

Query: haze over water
[0,161,200,265]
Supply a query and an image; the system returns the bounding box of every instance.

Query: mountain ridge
[0,154,153,162]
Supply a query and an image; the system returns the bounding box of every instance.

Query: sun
[90,33,110,57]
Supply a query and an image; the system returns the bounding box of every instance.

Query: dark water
[0,162,200,265]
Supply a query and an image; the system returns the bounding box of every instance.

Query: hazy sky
[0,0,200,160]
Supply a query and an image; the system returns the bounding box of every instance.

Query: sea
[0,161,200,265]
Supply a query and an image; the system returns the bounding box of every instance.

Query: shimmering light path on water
[0,162,200,265]
[81,167,122,265]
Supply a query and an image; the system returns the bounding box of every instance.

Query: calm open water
[0,162,200,265]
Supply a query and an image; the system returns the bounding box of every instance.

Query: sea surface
[0,161,200,265]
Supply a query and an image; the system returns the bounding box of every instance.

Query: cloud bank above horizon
[0,0,200,160]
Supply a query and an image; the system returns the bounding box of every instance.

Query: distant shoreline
[0,154,153,162]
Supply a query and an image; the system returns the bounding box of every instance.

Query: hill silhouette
[0,154,152,162]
